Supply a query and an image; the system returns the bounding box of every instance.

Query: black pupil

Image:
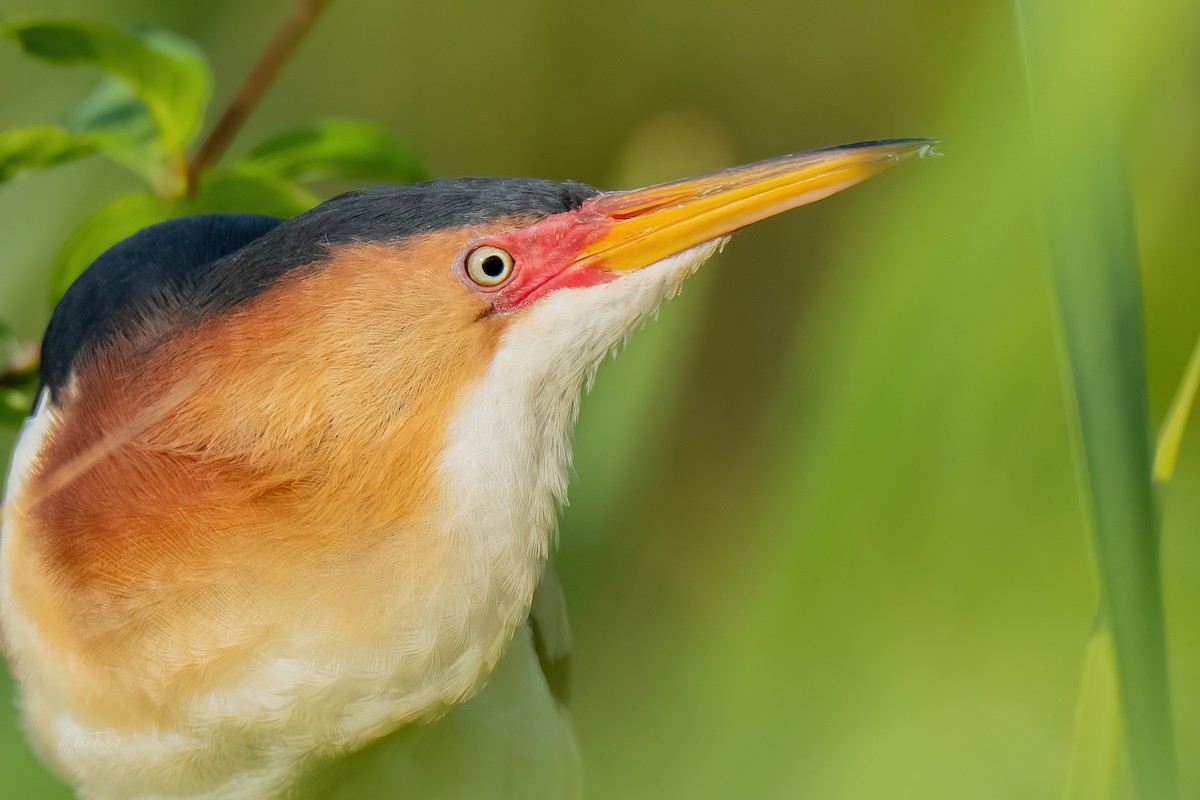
[481,254,507,278]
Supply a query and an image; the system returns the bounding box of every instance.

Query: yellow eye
[466,245,515,287]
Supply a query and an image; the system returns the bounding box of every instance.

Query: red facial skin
[455,202,620,314]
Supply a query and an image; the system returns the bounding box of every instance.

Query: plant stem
[187,0,332,186]
[1015,1,1178,797]
[0,2,333,398]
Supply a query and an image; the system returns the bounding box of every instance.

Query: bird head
[1,138,932,798]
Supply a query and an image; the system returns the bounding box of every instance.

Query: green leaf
[1154,331,1200,482]
[0,126,98,183]
[242,120,426,184]
[184,169,318,217]
[50,173,316,301]
[1,20,212,160]
[66,76,175,193]
[1017,0,1178,796]
[50,192,174,301]
[135,28,209,187]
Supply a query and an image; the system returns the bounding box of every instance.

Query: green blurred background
[1,0,1197,797]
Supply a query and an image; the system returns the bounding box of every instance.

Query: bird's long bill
[576,138,936,271]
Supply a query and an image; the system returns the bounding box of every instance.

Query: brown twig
[2,3,332,388]
[187,0,332,187]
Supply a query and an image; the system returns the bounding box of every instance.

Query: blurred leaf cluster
[0,322,38,424]
[0,16,424,416]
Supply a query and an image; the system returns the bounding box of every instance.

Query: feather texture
[1,202,718,797]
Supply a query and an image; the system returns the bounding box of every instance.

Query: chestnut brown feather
[13,225,527,731]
